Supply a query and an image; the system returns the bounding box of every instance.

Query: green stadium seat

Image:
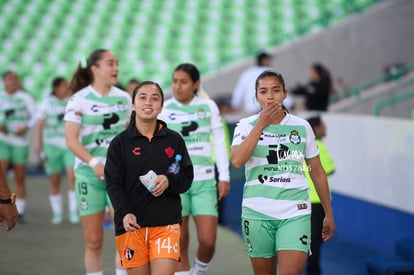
[0,0,378,100]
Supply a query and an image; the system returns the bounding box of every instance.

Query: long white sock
[116,268,128,275]
[67,190,78,212]
[15,198,26,215]
[49,194,62,215]
[86,271,103,275]
[174,271,192,275]
[193,257,209,275]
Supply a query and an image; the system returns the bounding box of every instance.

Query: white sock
[15,198,26,215]
[49,194,62,215]
[116,268,127,275]
[193,257,209,275]
[86,271,103,275]
[175,271,192,275]
[68,190,78,212]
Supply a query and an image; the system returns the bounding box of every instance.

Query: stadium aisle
[0,175,252,275]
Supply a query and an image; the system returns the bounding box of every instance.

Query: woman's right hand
[123,213,140,232]
[257,101,283,127]
[92,162,105,181]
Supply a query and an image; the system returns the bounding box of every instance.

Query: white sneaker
[69,211,80,224]
[51,213,63,225]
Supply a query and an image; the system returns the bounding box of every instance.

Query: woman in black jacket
[105,81,193,275]
[292,63,333,111]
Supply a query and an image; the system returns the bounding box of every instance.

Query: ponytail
[69,49,108,94]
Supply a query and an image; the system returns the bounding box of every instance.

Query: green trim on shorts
[75,165,111,216]
[0,141,29,164]
[180,179,218,217]
[241,215,310,258]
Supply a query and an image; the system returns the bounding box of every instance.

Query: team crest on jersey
[80,198,88,210]
[197,108,206,119]
[116,101,127,112]
[289,130,301,144]
[123,247,134,261]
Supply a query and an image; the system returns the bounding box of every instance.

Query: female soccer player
[231,70,335,275]
[35,77,78,224]
[64,49,131,275]
[158,63,230,275]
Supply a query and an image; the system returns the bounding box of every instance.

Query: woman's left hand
[322,215,336,242]
[152,175,169,197]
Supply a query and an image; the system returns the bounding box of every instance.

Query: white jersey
[231,113,319,220]
[159,96,229,182]
[0,90,36,146]
[37,94,68,148]
[64,85,131,169]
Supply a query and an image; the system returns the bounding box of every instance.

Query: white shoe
[51,213,63,225]
[69,211,80,224]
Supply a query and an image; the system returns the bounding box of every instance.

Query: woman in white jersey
[35,77,78,225]
[64,49,131,275]
[158,63,230,275]
[231,70,335,275]
[0,71,36,220]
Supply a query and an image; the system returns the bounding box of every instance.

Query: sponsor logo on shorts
[123,247,134,261]
[299,235,308,245]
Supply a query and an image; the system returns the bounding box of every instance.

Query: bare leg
[81,211,105,273]
[175,216,190,272]
[250,256,277,275]
[150,258,177,275]
[277,250,307,275]
[193,215,217,263]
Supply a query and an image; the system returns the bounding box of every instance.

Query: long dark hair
[174,63,200,94]
[129,81,164,127]
[255,70,289,112]
[69,49,108,94]
[312,63,332,90]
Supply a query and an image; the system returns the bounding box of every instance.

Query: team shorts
[180,179,218,217]
[116,224,181,268]
[43,145,75,175]
[0,141,28,164]
[75,165,111,216]
[241,214,311,258]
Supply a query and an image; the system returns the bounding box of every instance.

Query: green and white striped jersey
[64,85,131,169]
[231,113,319,220]
[37,94,68,148]
[159,96,229,182]
[0,90,36,146]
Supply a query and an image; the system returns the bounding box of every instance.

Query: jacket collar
[127,119,168,138]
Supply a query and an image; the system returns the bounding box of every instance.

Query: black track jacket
[105,120,193,236]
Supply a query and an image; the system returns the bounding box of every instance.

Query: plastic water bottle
[167,154,182,174]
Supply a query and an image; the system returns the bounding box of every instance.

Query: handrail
[331,63,414,103]
[374,90,414,116]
